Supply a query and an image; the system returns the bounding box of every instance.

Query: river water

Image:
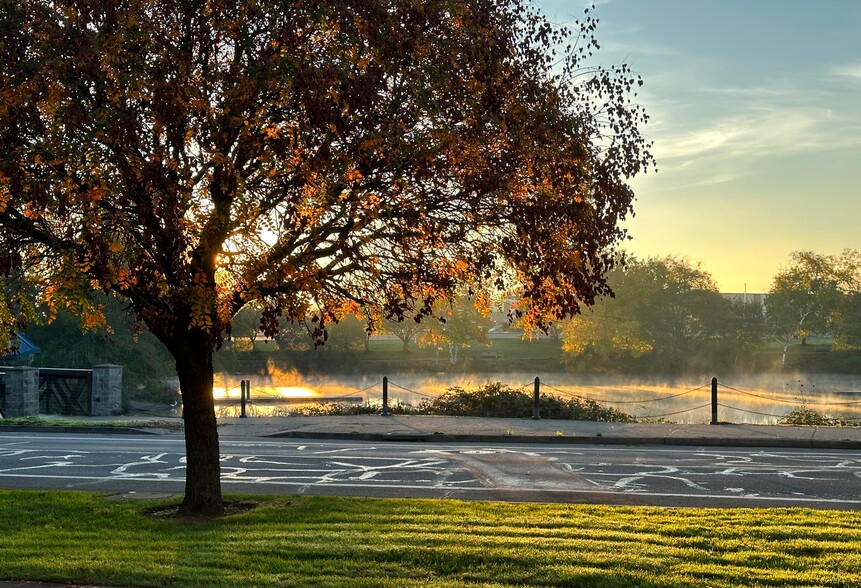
[213,371,861,425]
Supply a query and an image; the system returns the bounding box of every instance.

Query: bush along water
[780,407,860,427]
[276,382,634,422]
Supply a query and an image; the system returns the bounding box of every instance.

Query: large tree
[419,294,493,365]
[382,312,427,353]
[562,257,751,371]
[767,249,861,358]
[0,0,652,514]
[766,251,849,364]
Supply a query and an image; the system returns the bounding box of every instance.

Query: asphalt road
[1,432,860,509]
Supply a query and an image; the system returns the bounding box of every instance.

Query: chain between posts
[220,375,857,424]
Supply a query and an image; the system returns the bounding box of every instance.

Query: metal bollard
[382,376,389,416]
[240,380,247,418]
[710,377,718,425]
[532,376,541,420]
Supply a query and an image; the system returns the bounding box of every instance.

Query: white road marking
[0,472,857,506]
[3,438,861,507]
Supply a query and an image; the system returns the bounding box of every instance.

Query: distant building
[721,292,767,312]
[0,333,41,361]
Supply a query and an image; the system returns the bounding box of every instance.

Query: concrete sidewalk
[3,413,861,449]
[214,414,861,449]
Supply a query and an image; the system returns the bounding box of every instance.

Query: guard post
[710,377,718,425]
[532,376,541,420]
[382,376,389,416]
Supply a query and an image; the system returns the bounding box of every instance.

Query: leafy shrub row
[779,407,860,427]
[277,382,634,422]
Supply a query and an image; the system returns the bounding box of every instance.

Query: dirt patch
[143,500,259,522]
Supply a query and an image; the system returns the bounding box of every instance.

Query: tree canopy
[767,250,861,359]
[419,294,493,365]
[561,257,761,372]
[0,0,653,513]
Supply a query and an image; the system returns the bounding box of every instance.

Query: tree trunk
[174,333,223,516]
[448,344,458,365]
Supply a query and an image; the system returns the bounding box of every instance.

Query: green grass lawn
[1,491,859,587]
[760,337,834,353]
[213,336,564,378]
[237,336,562,361]
[0,416,184,430]
[363,337,563,361]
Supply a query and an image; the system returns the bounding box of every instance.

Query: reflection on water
[214,385,317,400]
[213,372,861,424]
[213,372,366,416]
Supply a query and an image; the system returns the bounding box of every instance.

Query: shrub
[281,382,634,422]
[780,407,860,427]
[420,382,532,418]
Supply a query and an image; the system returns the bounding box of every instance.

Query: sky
[538,0,861,293]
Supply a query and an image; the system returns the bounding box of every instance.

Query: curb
[4,424,860,450]
[0,425,158,436]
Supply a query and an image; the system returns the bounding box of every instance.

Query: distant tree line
[560,250,861,372]
[12,250,861,381]
[766,250,861,364]
[228,294,493,365]
[559,256,764,372]
[14,294,175,403]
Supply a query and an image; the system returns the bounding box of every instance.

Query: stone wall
[1,367,39,417]
[90,364,123,416]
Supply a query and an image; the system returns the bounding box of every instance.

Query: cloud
[655,107,850,163]
[830,63,861,82]
[626,52,861,185]
[638,101,861,192]
[629,167,745,193]
[700,85,795,98]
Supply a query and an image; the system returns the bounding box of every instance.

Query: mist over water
[214,370,861,424]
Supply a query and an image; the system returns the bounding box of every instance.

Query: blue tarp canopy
[0,333,41,359]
